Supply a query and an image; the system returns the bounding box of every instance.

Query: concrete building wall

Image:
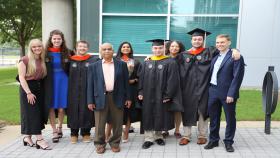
[239,0,280,87]
[42,0,74,49]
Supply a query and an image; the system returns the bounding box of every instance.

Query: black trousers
[71,128,91,136]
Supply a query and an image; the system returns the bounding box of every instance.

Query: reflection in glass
[170,16,238,49]
[103,16,167,54]
[103,0,168,14]
[171,0,240,14]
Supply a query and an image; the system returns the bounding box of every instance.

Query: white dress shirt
[210,50,229,85]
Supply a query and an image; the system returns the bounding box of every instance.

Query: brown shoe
[197,138,207,145]
[82,135,91,143]
[179,138,190,145]
[70,136,78,144]
[96,146,106,154]
[111,146,120,153]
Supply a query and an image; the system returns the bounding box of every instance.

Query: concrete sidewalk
[0,122,279,158]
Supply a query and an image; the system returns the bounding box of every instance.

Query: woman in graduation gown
[44,30,74,143]
[67,40,98,144]
[162,40,186,139]
[115,42,142,143]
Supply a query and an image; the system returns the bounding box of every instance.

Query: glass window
[170,16,238,49]
[171,0,240,14]
[103,16,167,54]
[103,0,168,14]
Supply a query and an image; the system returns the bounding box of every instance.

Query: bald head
[100,43,114,60]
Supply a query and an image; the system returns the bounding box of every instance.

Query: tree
[0,0,41,56]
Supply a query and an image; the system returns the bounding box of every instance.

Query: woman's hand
[27,93,36,105]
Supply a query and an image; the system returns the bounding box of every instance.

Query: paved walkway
[0,122,280,158]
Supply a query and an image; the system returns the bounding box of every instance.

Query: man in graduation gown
[179,28,240,146]
[67,40,98,143]
[138,39,183,149]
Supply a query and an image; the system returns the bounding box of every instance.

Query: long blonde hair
[26,39,47,77]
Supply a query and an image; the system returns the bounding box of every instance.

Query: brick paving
[0,126,280,158]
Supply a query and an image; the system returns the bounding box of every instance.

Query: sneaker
[82,135,91,143]
[71,136,78,144]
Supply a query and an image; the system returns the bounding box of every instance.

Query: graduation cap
[187,28,211,47]
[187,28,211,37]
[146,39,169,46]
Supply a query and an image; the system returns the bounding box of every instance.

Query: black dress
[20,80,45,134]
[122,59,142,125]
[138,57,183,131]
[19,56,47,135]
[67,56,98,129]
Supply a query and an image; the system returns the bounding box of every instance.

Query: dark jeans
[71,128,91,136]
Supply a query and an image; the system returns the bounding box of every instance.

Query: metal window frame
[76,0,81,40]
[77,0,241,53]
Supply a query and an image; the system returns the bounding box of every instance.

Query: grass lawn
[0,67,279,124]
[236,90,280,121]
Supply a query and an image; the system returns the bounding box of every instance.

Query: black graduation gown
[138,57,183,131]
[67,56,98,129]
[123,59,142,124]
[179,46,218,126]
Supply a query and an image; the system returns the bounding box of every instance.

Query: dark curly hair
[165,40,186,56]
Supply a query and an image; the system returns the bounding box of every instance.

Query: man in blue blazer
[204,34,245,152]
[87,43,131,154]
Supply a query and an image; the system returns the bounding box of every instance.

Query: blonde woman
[18,39,51,150]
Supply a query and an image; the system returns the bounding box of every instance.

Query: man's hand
[231,49,241,60]
[125,100,132,108]
[226,97,234,104]
[138,95,143,100]
[88,104,96,111]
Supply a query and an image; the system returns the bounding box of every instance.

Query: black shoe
[35,139,52,150]
[142,141,154,149]
[225,144,234,152]
[204,141,219,150]
[23,136,34,147]
[155,138,165,146]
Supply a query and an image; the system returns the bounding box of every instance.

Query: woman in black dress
[116,42,141,142]
[18,39,51,150]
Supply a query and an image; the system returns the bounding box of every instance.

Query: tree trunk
[19,43,25,57]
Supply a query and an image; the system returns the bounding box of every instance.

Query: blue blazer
[87,58,130,110]
[210,49,245,99]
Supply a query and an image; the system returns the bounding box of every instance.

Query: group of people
[18,28,245,154]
